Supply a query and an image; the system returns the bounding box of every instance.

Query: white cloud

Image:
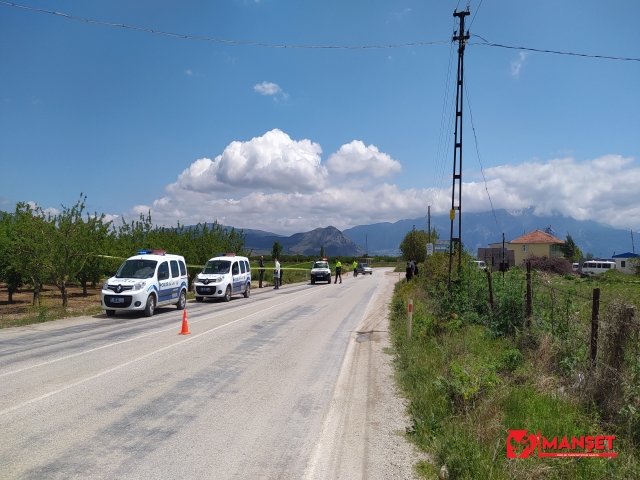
[185,70,193,76]
[254,81,282,96]
[169,129,327,194]
[511,52,528,76]
[119,127,640,235]
[326,140,402,178]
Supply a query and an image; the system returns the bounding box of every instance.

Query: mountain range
[237,208,637,258]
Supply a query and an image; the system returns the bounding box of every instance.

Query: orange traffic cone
[179,309,191,335]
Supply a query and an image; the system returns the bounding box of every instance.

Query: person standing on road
[273,258,280,289]
[334,259,342,284]
[258,255,265,288]
[352,260,358,277]
[405,261,413,282]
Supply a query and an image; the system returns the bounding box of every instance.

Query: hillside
[238,225,364,257]
[343,207,637,258]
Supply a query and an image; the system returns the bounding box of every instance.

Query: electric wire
[3,1,637,62]
[429,30,455,210]
[470,35,640,62]
[0,1,448,50]
[463,80,502,233]
[468,0,483,29]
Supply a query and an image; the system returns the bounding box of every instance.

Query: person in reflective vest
[353,260,358,277]
[334,259,342,284]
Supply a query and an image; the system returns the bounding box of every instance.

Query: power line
[463,81,501,233]
[3,1,638,62]
[470,35,640,62]
[0,1,448,50]
[468,0,484,29]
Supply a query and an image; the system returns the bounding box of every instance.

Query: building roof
[612,252,639,258]
[510,230,565,245]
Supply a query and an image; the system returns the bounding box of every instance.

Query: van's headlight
[133,281,146,291]
[102,281,109,291]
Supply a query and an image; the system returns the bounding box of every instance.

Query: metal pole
[407,299,413,341]
[448,7,470,290]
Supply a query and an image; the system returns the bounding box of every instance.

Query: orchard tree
[399,229,431,263]
[0,213,24,303]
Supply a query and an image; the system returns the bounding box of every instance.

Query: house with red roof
[508,230,565,265]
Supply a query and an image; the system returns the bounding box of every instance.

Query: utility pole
[632,230,635,254]
[448,7,470,290]
[428,206,431,244]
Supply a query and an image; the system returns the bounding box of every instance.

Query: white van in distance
[194,254,251,302]
[581,260,616,276]
[102,250,188,317]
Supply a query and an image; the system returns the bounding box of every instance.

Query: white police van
[194,254,251,302]
[102,250,188,317]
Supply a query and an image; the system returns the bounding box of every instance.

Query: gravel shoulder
[304,270,428,479]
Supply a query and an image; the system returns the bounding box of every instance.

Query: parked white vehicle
[102,250,188,317]
[194,254,251,302]
[581,260,616,276]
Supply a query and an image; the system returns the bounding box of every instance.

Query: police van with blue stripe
[194,253,251,302]
[101,250,188,317]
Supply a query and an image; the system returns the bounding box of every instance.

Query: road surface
[0,268,416,479]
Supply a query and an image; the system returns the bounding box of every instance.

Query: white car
[102,250,188,317]
[310,259,332,284]
[355,263,373,275]
[194,254,251,302]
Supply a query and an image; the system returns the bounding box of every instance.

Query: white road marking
[0,287,325,416]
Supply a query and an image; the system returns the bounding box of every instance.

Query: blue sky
[1,0,639,235]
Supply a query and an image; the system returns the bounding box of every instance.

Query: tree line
[0,195,246,307]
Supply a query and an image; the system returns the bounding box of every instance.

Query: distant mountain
[238,225,364,257]
[343,207,638,258]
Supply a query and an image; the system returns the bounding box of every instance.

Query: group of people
[257,255,281,289]
[405,260,419,282]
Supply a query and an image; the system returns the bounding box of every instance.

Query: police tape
[94,255,316,271]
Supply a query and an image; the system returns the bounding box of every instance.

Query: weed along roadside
[389,253,640,478]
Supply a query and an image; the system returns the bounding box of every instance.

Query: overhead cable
[470,35,640,62]
[0,1,448,50]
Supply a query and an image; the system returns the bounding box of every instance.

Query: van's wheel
[144,294,156,317]
[243,283,250,298]
[311,279,315,284]
[223,285,232,302]
[195,296,204,303]
[176,290,186,310]
[106,310,115,317]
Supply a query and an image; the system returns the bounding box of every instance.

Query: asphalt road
[0,268,402,479]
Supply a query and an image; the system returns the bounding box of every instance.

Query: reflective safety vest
[353,261,358,269]
[336,261,342,271]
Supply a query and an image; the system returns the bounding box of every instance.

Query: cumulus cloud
[327,140,402,178]
[511,52,528,76]
[120,128,640,235]
[169,129,327,193]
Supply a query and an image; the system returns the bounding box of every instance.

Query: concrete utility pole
[448,7,470,290]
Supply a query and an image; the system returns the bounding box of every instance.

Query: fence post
[407,299,413,341]
[590,288,600,365]
[485,268,494,309]
[525,261,532,327]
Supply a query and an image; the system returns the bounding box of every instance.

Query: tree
[560,234,583,263]
[272,241,283,261]
[399,229,430,263]
[0,213,23,303]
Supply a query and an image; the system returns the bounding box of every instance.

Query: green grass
[389,267,640,479]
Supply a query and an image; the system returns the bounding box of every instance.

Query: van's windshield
[116,260,157,279]
[202,260,231,274]
[313,262,329,269]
